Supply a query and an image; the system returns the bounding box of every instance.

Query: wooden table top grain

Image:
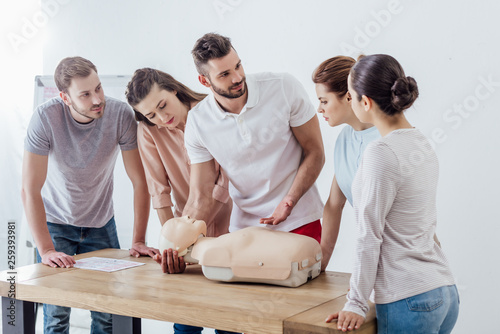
[1,249,376,334]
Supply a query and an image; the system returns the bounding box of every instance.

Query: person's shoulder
[339,124,354,138]
[363,139,398,167]
[251,72,303,97]
[364,137,391,155]
[251,72,294,84]
[30,97,67,127]
[361,125,381,139]
[382,128,423,147]
[137,121,150,135]
[189,95,211,117]
[251,72,283,80]
[35,97,65,115]
[104,96,135,121]
[332,125,351,148]
[137,121,161,144]
[104,96,131,110]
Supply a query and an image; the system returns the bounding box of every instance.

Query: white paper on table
[74,257,145,272]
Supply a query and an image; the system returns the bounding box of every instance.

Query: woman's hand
[326,310,365,332]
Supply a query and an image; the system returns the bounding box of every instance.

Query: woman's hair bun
[390,76,419,113]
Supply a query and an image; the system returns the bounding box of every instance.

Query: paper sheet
[74,257,145,272]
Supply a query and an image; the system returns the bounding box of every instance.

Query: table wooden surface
[1,249,376,333]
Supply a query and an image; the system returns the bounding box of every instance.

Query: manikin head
[158,216,207,256]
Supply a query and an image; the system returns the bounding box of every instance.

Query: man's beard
[72,102,106,121]
[210,78,246,99]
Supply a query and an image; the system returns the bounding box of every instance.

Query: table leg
[2,297,36,334]
[112,314,141,334]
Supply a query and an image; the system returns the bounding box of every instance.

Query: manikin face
[315,83,352,127]
[61,70,106,124]
[134,83,188,130]
[201,48,247,99]
[159,216,207,255]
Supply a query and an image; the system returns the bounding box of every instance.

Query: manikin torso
[159,216,322,287]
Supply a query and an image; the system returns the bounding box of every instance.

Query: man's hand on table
[326,310,365,332]
[41,250,76,268]
[154,249,186,274]
[129,242,160,258]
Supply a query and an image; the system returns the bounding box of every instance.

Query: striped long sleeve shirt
[344,128,455,317]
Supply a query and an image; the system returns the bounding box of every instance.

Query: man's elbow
[326,196,346,213]
[20,186,27,205]
[21,184,39,207]
[128,172,148,191]
[318,149,326,169]
[309,146,325,171]
[134,180,149,194]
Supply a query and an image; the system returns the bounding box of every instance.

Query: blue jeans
[36,217,120,334]
[376,285,460,334]
[174,323,240,334]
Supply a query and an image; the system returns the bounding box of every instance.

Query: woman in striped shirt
[326,54,459,333]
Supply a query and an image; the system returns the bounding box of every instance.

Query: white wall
[2,0,499,333]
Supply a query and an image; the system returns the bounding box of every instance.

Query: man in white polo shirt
[152,33,326,275]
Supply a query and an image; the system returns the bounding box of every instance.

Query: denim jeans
[376,285,460,334]
[174,323,240,334]
[36,217,120,334]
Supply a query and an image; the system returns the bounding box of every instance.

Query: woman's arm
[327,143,399,323]
[137,126,175,211]
[157,207,174,226]
[320,175,347,271]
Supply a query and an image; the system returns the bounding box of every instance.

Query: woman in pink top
[126,69,235,334]
[125,69,231,245]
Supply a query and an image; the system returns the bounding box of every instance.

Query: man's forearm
[182,192,222,224]
[183,160,224,224]
[286,150,325,204]
[131,183,150,244]
[21,190,55,256]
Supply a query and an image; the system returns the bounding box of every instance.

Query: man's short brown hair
[191,33,234,77]
[54,56,97,92]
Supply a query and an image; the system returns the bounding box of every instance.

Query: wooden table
[1,249,376,333]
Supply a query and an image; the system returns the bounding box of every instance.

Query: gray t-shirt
[25,96,138,228]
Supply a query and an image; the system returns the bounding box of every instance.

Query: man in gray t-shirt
[21,56,159,333]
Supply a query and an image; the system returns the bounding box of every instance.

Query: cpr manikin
[159,216,322,287]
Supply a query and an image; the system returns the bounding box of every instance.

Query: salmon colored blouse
[137,122,231,237]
